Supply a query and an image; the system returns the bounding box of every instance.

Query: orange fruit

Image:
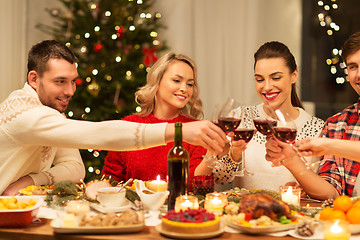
[346,207,360,224]
[329,209,347,221]
[320,207,334,221]
[333,195,353,212]
[352,200,360,208]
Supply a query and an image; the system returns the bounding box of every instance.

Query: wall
[0,0,302,117]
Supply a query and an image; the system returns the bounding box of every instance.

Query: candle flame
[156,175,161,181]
[284,186,293,196]
[330,221,343,233]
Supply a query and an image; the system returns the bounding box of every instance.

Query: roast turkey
[238,193,291,221]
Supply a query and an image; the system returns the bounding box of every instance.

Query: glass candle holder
[280,185,301,206]
[192,175,214,196]
[204,192,228,215]
[147,175,168,192]
[174,195,199,212]
[323,219,351,240]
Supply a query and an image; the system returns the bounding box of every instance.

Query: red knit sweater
[102,113,206,189]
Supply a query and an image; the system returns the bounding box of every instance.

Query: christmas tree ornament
[116,26,125,39]
[87,81,101,97]
[75,78,83,86]
[93,42,103,52]
[142,47,158,66]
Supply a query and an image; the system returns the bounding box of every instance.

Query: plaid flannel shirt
[319,99,360,196]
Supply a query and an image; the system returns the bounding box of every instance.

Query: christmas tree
[37,0,167,181]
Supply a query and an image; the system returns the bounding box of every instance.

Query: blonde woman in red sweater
[102,52,210,186]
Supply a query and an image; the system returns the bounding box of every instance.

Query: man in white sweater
[0,40,226,195]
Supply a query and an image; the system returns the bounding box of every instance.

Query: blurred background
[1,0,359,179]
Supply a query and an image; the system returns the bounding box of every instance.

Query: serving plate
[0,196,44,227]
[223,220,297,234]
[156,224,224,239]
[90,200,131,213]
[51,217,145,234]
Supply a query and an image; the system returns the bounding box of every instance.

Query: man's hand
[2,176,35,196]
[176,120,227,154]
[295,137,328,157]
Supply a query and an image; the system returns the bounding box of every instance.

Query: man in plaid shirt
[265,31,360,200]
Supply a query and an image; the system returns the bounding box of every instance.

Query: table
[0,199,322,240]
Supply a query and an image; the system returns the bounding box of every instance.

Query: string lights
[316,0,347,84]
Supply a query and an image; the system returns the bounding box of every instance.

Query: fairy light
[105,11,111,16]
[92,69,98,75]
[94,26,100,32]
[115,56,122,62]
[84,33,90,38]
[129,25,135,31]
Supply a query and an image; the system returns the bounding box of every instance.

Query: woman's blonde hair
[135,52,203,119]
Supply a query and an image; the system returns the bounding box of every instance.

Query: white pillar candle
[147,175,168,192]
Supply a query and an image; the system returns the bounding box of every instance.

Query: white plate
[350,224,360,234]
[223,220,297,234]
[90,200,131,213]
[156,224,224,239]
[51,217,144,234]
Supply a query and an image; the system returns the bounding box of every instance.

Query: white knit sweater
[0,83,166,193]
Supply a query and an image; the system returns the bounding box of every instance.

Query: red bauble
[75,78,83,86]
[94,42,103,52]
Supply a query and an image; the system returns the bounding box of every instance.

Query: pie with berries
[161,208,220,233]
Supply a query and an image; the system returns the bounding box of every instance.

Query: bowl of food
[0,196,44,227]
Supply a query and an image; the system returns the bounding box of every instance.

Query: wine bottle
[167,122,189,211]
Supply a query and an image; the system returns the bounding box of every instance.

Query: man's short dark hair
[342,32,360,64]
[27,40,77,76]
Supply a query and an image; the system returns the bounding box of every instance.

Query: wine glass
[270,109,311,168]
[253,103,278,136]
[233,106,255,176]
[203,104,223,168]
[218,97,242,134]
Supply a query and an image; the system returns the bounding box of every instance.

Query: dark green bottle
[167,122,189,211]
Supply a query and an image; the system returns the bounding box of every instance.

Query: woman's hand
[265,136,301,168]
[227,132,247,162]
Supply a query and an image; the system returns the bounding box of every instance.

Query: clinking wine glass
[233,106,255,176]
[253,103,278,136]
[270,109,311,168]
[204,104,223,168]
[218,98,242,134]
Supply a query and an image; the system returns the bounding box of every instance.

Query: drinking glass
[218,98,242,134]
[253,103,278,136]
[234,106,255,176]
[204,104,222,168]
[270,109,312,168]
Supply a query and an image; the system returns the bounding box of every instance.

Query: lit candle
[204,192,228,215]
[280,186,300,206]
[175,195,199,212]
[147,175,168,192]
[324,219,351,240]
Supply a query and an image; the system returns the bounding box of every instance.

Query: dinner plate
[90,200,131,213]
[51,217,145,234]
[156,224,224,239]
[223,220,297,234]
[350,224,360,234]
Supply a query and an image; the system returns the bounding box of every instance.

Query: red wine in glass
[272,127,297,143]
[233,128,255,143]
[253,119,277,136]
[218,117,241,133]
